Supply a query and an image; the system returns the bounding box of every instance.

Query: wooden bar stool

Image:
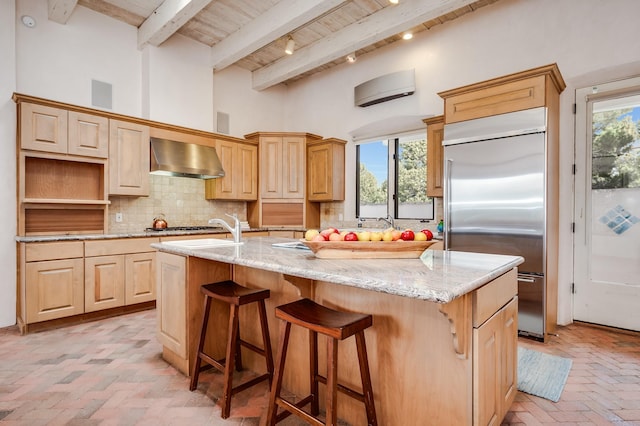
[266,298,377,426]
[189,280,274,419]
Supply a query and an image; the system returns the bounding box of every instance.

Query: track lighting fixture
[285,36,295,55]
[346,53,357,63]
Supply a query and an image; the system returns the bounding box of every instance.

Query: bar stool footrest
[230,372,271,396]
[315,374,366,403]
[275,395,321,426]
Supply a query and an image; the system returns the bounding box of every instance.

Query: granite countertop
[152,236,523,304]
[14,227,291,243]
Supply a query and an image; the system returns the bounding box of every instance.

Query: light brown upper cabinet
[20,102,109,158]
[439,63,565,124]
[255,133,310,199]
[109,119,150,196]
[205,138,258,201]
[245,132,322,228]
[424,116,444,198]
[307,138,346,202]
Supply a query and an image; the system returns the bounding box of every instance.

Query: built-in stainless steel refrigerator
[443,107,548,339]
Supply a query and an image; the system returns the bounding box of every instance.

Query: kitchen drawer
[473,268,517,327]
[25,241,84,262]
[85,237,159,257]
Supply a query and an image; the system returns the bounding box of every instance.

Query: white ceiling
[48,0,500,90]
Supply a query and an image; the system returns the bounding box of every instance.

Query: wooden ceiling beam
[48,0,78,24]
[138,0,213,49]
[210,0,347,71]
[252,0,479,90]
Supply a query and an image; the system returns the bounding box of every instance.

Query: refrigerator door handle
[445,158,453,250]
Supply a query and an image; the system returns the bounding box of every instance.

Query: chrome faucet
[377,214,395,229]
[208,213,242,243]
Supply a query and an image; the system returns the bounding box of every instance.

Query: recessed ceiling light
[21,15,36,28]
[346,53,357,63]
[402,32,413,40]
[389,0,399,4]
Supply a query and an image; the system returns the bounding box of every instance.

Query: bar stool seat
[189,280,273,419]
[266,298,377,426]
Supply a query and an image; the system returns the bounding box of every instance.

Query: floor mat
[517,346,572,402]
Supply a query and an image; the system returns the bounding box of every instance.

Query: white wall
[282,0,640,325]
[212,65,286,137]
[16,0,141,115]
[144,36,214,131]
[0,1,17,327]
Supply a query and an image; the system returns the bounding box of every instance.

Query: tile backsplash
[107,175,444,234]
[108,175,245,233]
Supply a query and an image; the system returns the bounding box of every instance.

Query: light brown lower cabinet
[85,255,126,312]
[84,252,157,312]
[21,241,85,324]
[25,257,85,323]
[18,238,158,332]
[156,252,187,359]
[473,276,518,426]
[84,238,158,312]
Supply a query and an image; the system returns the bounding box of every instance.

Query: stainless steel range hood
[150,137,225,179]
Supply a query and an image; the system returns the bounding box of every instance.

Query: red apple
[343,231,359,242]
[420,229,434,241]
[400,229,415,241]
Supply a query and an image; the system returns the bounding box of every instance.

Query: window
[356,133,434,220]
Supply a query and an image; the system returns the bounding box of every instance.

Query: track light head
[285,36,295,55]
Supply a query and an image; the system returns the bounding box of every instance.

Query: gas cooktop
[145,226,221,232]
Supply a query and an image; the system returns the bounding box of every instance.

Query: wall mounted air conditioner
[354,69,415,107]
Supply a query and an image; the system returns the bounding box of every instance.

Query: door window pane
[592,96,640,189]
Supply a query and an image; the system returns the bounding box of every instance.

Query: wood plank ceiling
[49,0,501,90]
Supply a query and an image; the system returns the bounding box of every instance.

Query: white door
[574,77,640,331]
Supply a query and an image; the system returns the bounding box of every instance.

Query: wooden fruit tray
[300,239,437,259]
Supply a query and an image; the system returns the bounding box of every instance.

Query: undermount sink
[163,238,243,249]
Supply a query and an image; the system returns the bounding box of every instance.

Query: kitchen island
[153,236,523,425]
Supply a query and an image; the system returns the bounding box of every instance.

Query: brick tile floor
[0,309,638,425]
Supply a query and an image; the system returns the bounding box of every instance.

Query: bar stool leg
[258,300,274,382]
[325,338,339,426]
[309,330,319,416]
[190,294,212,391]
[356,331,378,426]
[221,303,240,419]
[266,320,291,426]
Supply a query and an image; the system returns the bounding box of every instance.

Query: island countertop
[152,236,523,304]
